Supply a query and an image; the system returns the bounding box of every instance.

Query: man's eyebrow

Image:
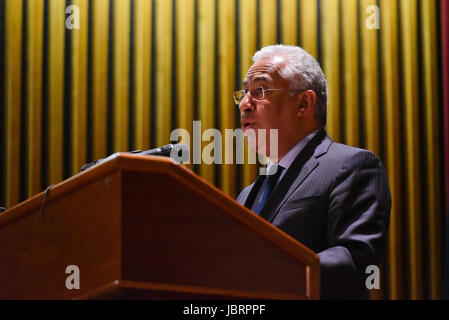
[242,76,272,86]
[253,76,271,82]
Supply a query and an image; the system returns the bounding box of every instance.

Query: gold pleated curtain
[0,0,445,300]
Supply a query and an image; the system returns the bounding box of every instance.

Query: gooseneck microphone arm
[80,144,179,172]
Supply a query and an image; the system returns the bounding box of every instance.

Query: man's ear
[297,90,316,116]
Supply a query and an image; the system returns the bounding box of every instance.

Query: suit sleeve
[318,150,391,299]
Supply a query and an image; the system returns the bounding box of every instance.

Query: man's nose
[238,95,256,113]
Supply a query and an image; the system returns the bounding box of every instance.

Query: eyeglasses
[233,87,303,105]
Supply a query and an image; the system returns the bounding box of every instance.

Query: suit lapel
[266,158,319,222]
[258,129,330,222]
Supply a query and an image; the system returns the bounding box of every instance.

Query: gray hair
[252,45,328,126]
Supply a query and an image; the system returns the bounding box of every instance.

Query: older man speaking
[235,45,391,299]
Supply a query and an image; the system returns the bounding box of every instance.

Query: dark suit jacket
[236,129,391,299]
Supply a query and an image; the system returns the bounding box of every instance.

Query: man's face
[239,56,301,159]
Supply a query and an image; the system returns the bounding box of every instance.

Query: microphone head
[139,144,188,162]
[159,144,175,156]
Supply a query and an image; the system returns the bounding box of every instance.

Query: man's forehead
[243,56,287,85]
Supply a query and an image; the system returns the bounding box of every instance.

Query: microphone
[139,144,176,156]
[81,144,188,172]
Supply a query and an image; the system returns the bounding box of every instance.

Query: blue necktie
[255,165,284,214]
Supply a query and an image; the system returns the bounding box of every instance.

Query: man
[235,45,391,299]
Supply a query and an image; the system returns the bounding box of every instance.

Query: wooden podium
[0,154,320,299]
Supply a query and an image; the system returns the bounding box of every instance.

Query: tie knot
[254,165,284,214]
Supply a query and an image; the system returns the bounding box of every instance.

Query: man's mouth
[241,119,255,131]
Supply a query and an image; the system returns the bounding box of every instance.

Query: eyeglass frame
[233,87,305,105]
